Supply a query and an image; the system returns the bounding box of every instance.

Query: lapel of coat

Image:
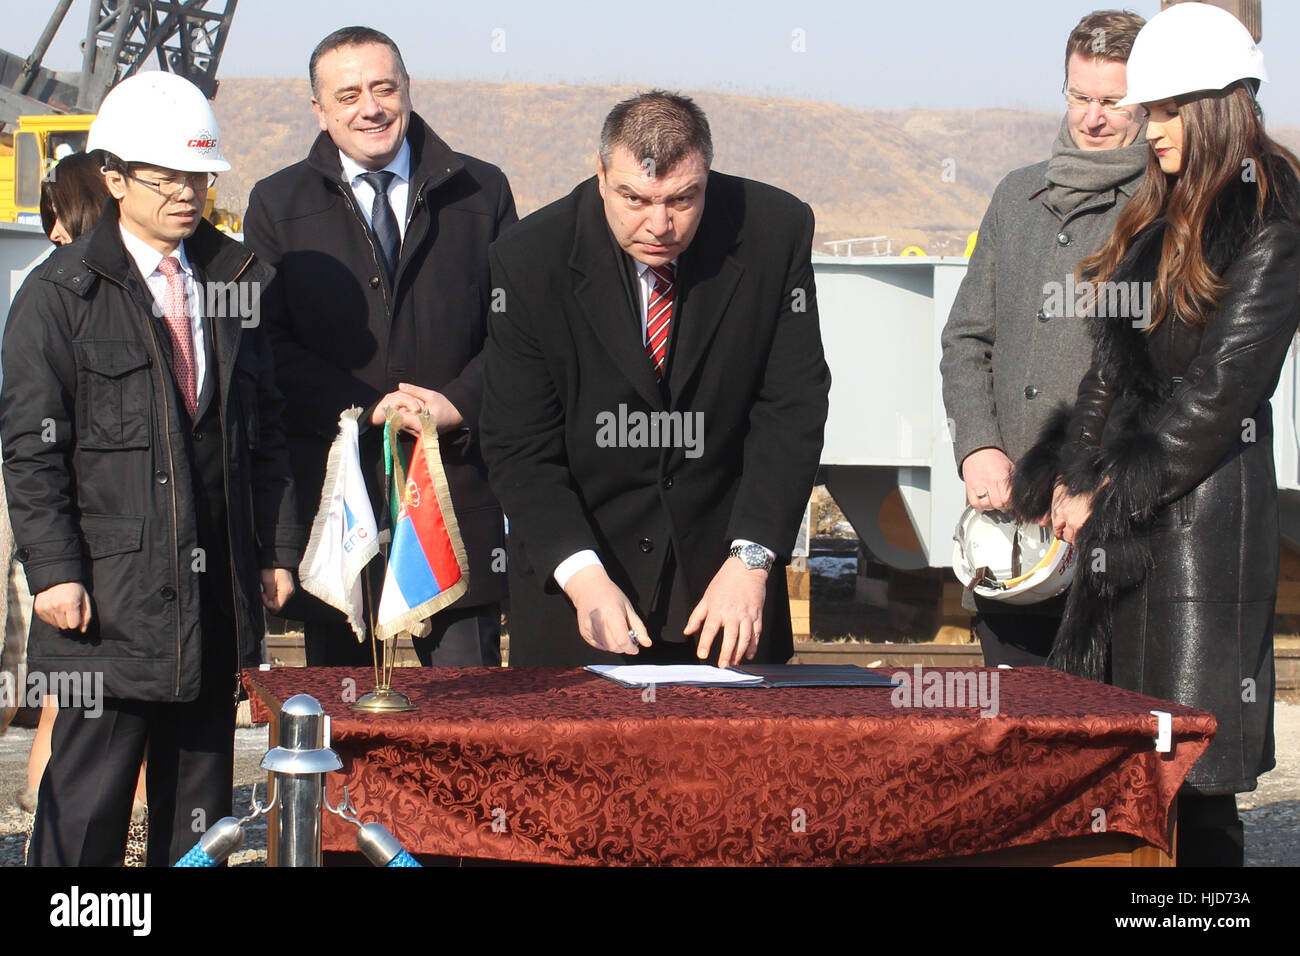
[184,220,251,407]
[83,214,170,351]
[395,117,463,288]
[205,280,242,412]
[667,173,744,402]
[569,180,665,411]
[1093,218,1167,402]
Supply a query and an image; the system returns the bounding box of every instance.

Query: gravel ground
[2,703,1297,867]
[0,725,271,867]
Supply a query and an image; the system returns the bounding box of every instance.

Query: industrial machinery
[0,0,238,226]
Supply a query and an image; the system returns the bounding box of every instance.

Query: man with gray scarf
[940,9,1149,666]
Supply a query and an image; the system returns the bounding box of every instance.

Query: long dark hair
[1079,82,1300,331]
[39,151,110,242]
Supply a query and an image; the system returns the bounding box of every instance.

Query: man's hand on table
[563,565,651,655]
[684,557,767,667]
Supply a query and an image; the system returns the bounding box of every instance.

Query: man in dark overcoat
[244,26,517,666]
[481,90,830,667]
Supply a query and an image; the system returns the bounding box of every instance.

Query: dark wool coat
[481,173,830,666]
[1012,160,1300,794]
[243,115,517,612]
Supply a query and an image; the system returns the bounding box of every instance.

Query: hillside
[212,78,1300,255]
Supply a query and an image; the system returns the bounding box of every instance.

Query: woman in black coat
[1011,3,1300,866]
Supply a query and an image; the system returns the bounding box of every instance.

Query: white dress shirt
[552,254,773,590]
[119,223,206,400]
[339,139,411,241]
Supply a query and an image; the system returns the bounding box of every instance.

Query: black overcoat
[243,115,517,610]
[481,172,831,665]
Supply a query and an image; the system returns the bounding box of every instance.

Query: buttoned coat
[481,172,830,666]
[243,115,517,611]
[940,159,1141,469]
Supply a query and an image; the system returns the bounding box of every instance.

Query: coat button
[1024,386,1039,399]
[159,586,176,601]
[155,471,169,484]
[638,538,654,553]
[194,430,204,442]
[1036,308,1050,322]
[16,547,28,562]
[1057,233,1071,246]
[662,475,674,489]
[369,276,381,289]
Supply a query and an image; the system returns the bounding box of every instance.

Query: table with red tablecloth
[243,665,1216,865]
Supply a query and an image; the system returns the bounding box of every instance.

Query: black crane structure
[1,0,238,131]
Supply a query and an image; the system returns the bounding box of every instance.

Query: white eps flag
[298,407,381,640]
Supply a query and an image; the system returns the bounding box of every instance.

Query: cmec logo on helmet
[187,130,218,153]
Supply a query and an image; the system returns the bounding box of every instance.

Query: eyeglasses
[1063,87,1143,118]
[124,168,217,199]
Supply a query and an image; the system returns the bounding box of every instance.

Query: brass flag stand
[349,411,419,714]
[349,572,416,713]
[341,409,469,713]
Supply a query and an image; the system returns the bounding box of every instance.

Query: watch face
[740,544,766,567]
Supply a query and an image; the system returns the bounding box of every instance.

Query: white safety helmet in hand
[88,71,231,172]
[1118,1,1266,107]
[952,507,1076,605]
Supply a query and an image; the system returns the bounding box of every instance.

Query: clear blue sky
[9,0,1300,125]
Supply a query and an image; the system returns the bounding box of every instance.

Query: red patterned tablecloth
[243,665,1215,865]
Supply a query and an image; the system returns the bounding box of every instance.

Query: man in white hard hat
[939,9,1148,666]
[0,71,304,866]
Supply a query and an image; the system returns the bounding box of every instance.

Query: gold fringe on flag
[373,409,471,641]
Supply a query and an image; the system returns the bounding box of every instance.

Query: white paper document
[585,664,765,688]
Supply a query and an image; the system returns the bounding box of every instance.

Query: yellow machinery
[1,0,241,232]
[0,113,95,226]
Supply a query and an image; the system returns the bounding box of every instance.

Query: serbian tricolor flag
[374,412,469,640]
[298,407,381,641]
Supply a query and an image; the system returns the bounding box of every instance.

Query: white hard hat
[88,71,230,173]
[1118,2,1266,107]
[952,507,1076,606]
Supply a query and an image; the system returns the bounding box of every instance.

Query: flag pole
[363,567,380,691]
[350,413,416,714]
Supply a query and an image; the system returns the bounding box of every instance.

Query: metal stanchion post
[260,694,342,866]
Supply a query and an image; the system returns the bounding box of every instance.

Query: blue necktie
[360,170,399,282]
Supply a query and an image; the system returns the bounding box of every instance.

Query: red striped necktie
[646,263,675,380]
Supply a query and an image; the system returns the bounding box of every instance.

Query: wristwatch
[729,543,774,572]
